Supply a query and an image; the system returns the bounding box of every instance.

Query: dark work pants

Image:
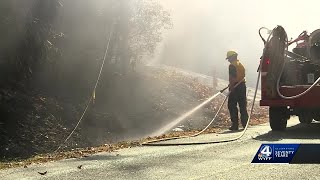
[228,82,248,127]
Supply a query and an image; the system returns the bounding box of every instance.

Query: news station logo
[257,145,272,161]
[252,144,301,164]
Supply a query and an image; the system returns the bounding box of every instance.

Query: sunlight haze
[156,0,319,86]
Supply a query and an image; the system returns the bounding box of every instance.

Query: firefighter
[226,50,248,130]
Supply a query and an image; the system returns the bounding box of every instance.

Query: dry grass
[0,67,269,170]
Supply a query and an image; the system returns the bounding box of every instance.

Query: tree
[0,0,172,88]
[129,0,172,63]
[0,0,62,83]
[110,0,172,72]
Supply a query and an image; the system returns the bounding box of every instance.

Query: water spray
[141,79,253,146]
[141,27,272,146]
[151,87,227,136]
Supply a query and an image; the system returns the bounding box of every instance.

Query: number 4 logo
[260,145,272,157]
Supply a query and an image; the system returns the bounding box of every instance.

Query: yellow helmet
[226,50,238,59]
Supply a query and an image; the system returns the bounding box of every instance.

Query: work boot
[228,124,239,131]
[241,121,247,128]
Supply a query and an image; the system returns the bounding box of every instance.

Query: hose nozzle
[220,86,229,93]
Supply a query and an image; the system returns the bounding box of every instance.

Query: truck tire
[269,107,288,131]
[298,112,313,124]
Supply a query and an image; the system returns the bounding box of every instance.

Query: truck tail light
[265,58,270,65]
[261,57,270,72]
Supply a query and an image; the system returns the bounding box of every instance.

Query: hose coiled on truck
[269,26,320,100]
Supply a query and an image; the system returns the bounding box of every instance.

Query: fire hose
[262,25,320,100]
[58,26,315,149]
[141,30,274,146]
[141,79,248,146]
[142,79,259,146]
[274,27,320,100]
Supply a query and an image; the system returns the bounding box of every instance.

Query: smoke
[3,0,319,148]
[154,0,320,87]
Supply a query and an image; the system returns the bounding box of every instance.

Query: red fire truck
[259,26,320,131]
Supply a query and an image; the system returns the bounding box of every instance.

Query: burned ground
[0,65,267,162]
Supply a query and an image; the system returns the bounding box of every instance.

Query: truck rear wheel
[298,112,313,124]
[269,107,288,131]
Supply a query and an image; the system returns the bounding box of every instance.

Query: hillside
[0,65,268,161]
